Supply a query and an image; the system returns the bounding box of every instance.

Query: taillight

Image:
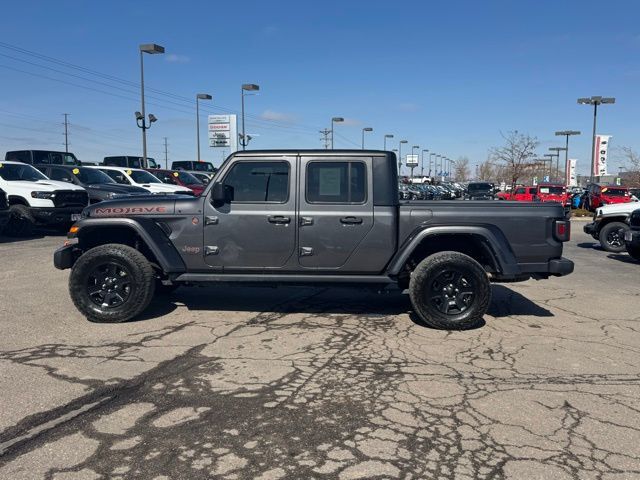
[554,220,570,242]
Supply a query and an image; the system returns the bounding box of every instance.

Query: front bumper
[548,257,574,276]
[53,244,78,270]
[583,221,598,237]
[31,207,84,225]
[624,230,640,249]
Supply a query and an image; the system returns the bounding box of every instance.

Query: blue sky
[0,0,638,175]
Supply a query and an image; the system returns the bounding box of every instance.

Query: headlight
[31,191,56,199]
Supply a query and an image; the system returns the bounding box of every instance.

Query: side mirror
[211,182,233,204]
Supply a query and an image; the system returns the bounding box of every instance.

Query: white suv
[0,161,88,236]
[90,166,193,195]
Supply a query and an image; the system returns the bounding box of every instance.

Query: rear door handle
[268,215,291,224]
[340,216,363,225]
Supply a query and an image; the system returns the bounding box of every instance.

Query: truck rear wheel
[69,244,156,323]
[5,204,35,237]
[599,222,628,253]
[409,251,491,330]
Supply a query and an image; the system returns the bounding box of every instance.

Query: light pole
[543,154,555,181]
[138,43,164,165]
[549,147,567,182]
[398,140,408,176]
[421,149,429,177]
[449,159,456,181]
[578,96,615,182]
[361,127,373,149]
[383,134,394,151]
[196,93,212,161]
[555,130,580,185]
[410,145,419,178]
[331,117,344,149]
[240,84,259,150]
[429,153,436,178]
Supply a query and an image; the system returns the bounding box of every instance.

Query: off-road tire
[409,251,491,330]
[4,204,35,237]
[69,244,155,323]
[599,222,629,253]
[626,245,640,262]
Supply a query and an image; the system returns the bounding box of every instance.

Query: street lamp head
[148,114,157,123]
[577,97,592,105]
[385,134,394,138]
[555,130,581,136]
[601,97,615,104]
[242,84,260,91]
[197,93,212,100]
[549,147,566,152]
[422,149,429,153]
[139,43,165,54]
[392,149,398,152]
[413,145,420,149]
[134,111,143,121]
[400,140,408,144]
[363,127,373,132]
[331,117,344,123]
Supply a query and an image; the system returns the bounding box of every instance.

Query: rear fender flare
[386,225,521,276]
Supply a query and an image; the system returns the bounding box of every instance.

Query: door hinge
[205,246,219,256]
[300,247,313,256]
[205,216,219,225]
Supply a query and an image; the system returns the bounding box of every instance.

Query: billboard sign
[593,134,611,177]
[405,154,418,167]
[566,158,577,186]
[208,114,238,152]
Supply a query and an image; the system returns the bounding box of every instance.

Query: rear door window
[306,161,366,204]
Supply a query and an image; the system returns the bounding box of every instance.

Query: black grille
[53,190,88,208]
[0,189,7,209]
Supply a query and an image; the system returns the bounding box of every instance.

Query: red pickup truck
[534,184,569,206]
[584,183,632,210]
[497,186,537,202]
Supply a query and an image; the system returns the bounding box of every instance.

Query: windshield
[0,162,48,181]
[601,188,627,196]
[538,186,565,195]
[176,171,201,184]
[75,168,115,185]
[33,151,79,165]
[468,183,492,192]
[192,162,215,172]
[129,170,162,184]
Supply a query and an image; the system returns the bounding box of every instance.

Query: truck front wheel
[409,251,491,330]
[69,244,156,323]
[5,204,35,237]
[598,222,628,253]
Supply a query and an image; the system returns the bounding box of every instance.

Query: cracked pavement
[0,223,639,479]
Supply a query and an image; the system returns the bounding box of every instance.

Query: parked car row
[0,156,210,236]
[398,182,465,200]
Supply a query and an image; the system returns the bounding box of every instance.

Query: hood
[139,183,191,193]
[86,183,149,194]
[597,201,639,216]
[6,179,86,191]
[601,195,631,204]
[84,196,177,218]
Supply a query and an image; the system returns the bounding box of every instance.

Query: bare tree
[489,131,539,190]
[453,157,471,182]
[619,146,640,187]
[477,159,495,181]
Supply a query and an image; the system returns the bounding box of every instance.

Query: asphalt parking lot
[0,221,638,480]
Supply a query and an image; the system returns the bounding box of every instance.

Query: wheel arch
[75,218,186,274]
[386,225,521,278]
[8,196,30,206]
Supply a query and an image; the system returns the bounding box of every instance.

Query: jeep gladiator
[54,150,574,329]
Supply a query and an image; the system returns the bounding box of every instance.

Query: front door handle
[267,215,291,224]
[340,216,363,225]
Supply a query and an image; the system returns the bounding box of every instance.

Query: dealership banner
[566,158,577,186]
[593,135,611,177]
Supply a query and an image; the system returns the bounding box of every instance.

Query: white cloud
[165,54,190,64]
[259,110,298,123]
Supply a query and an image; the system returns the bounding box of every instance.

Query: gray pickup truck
[54,150,573,329]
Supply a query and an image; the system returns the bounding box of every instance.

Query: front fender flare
[75,217,186,273]
[386,225,521,277]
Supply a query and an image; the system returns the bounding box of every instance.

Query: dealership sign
[593,134,611,177]
[208,114,238,152]
[405,154,419,167]
[566,158,577,186]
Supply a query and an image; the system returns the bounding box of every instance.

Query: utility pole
[63,113,70,152]
[319,129,331,149]
[163,137,169,169]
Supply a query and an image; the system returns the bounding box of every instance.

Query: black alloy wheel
[86,261,132,308]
